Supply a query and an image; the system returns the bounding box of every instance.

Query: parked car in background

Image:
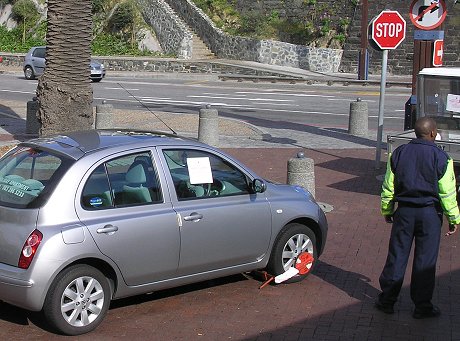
[23,46,106,82]
[0,130,327,335]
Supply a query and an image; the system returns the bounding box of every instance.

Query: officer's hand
[384,215,393,224]
[446,224,459,236]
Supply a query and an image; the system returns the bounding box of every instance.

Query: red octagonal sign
[371,10,406,50]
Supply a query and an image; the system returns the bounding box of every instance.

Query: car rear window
[0,146,74,208]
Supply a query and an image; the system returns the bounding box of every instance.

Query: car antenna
[117,82,177,135]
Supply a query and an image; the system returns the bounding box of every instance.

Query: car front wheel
[24,66,35,80]
[266,223,317,283]
[43,264,111,335]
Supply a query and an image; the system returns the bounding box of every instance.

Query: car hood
[0,206,39,266]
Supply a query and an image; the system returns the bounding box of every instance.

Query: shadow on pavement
[109,274,248,310]
[219,110,379,148]
[314,260,379,302]
[0,103,28,142]
[316,156,383,195]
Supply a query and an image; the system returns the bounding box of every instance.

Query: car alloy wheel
[60,275,105,327]
[281,232,314,271]
[24,66,35,80]
[266,223,317,282]
[43,265,110,335]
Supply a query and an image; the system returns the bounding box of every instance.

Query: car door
[76,150,180,286]
[31,47,46,76]
[160,147,272,276]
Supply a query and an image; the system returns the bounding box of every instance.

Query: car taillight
[18,230,43,269]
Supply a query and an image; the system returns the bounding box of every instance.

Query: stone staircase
[191,34,215,60]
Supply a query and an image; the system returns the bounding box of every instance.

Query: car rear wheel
[43,265,111,335]
[266,223,317,283]
[24,66,35,80]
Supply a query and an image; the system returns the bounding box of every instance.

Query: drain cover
[317,202,334,213]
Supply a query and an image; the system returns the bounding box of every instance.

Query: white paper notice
[446,94,460,113]
[187,157,213,184]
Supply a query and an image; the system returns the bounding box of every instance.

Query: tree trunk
[36,0,93,136]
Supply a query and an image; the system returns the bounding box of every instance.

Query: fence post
[287,152,315,198]
[348,98,368,137]
[198,104,219,147]
[95,100,113,129]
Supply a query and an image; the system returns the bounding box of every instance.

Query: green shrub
[91,33,173,57]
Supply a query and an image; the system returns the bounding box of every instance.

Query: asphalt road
[0,73,411,132]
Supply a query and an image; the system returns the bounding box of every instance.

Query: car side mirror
[252,179,266,193]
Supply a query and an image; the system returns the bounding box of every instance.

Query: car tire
[43,264,111,336]
[266,223,317,283]
[24,66,35,80]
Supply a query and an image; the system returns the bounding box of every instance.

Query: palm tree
[36,0,93,136]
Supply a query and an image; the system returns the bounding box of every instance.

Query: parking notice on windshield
[447,94,460,113]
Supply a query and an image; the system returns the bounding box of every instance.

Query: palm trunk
[36,0,94,136]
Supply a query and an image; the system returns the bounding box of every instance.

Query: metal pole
[358,0,369,80]
[375,49,388,169]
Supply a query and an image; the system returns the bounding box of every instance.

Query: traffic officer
[376,116,460,319]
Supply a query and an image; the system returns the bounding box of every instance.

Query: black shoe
[375,300,394,314]
[413,305,441,319]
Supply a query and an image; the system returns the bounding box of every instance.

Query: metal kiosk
[388,67,460,164]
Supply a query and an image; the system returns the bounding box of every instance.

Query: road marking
[235,91,335,98]
[98,96,404,120]
[105,87,139,91]
[0,89,35,95]
[0,112,24,120]
[185,80,209,85]
[187,95,294,102]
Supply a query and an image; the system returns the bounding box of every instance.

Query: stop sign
[370,11,406,50]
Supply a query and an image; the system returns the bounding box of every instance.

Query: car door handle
[97,225,119,234]
[183,213,203,222]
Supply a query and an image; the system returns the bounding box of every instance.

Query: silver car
[0,130,327,335]
[23,46,106,82]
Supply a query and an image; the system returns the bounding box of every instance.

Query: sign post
[369,10,406,169]
[404,0,447,130]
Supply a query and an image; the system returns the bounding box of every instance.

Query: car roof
[20,130,203,160]
[419,67,460,77]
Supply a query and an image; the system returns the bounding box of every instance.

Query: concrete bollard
[348,98,368,138]
[287,152,315,198]
[26,97,40,135]
[198,105,219,147]
[95,100,113,129]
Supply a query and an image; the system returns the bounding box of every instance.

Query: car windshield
[0,146,74,208]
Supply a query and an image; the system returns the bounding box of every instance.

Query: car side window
[163,149,250,201]
[33,48,45,59]
[81,152,162,210]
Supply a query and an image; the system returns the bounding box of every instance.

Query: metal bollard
[287,152,315,198]
[198,104,219,147]
[26,97,40,135]
[348,98,368,137]
[95,100,113,129]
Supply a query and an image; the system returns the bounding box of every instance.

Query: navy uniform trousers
[379,204,442,309]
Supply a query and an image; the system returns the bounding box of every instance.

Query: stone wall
[340,1,460,75]
[136,0,192,59]
[163,0,343,73]
[0,53,303,78]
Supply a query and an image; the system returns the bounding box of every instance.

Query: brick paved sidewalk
[1,147,459,340]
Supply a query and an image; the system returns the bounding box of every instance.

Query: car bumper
[90,70,106,80]
[0,262,54,311]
